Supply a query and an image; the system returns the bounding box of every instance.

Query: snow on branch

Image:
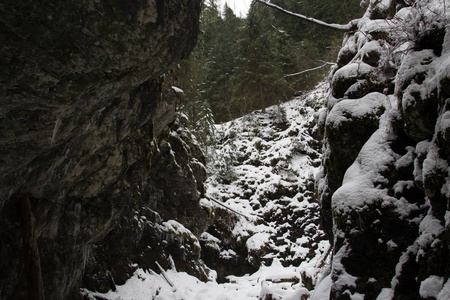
[255,0,360,31]
[284,61,335,78]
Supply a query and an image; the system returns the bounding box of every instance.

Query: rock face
[0,0,206,299]
[317,0,450,298]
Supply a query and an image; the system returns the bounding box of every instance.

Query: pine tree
[178,0,364,124]
[200,3,244,122]
[230,2,295,115]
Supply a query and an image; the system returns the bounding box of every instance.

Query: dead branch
[208,197,256,221]
[255,0,359,31]
[284,62,335,78]
[156,261,177,291]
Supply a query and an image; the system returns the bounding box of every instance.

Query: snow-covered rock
[319,0,450,299]
[82,83,333,299]
[203,83,331,282]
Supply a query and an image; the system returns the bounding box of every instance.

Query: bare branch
[208,196,256,221]
[284,62,335,78]
[255,0,359,31]
[155,262,177,291]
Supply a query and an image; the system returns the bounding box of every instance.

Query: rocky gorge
[1,0,450,299]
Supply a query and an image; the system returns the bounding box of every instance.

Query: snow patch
[420,276,445,299]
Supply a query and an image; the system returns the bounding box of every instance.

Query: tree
[230,3,292,114]
[178,0,364,124]
[251,0,364,92]
[200,3,244,122]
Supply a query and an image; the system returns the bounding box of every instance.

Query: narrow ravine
[83,83,332,299]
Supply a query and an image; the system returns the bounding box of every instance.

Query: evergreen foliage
[178,0,364,124]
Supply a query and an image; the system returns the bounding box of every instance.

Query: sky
[220,0,253,17]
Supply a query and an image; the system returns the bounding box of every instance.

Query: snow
[332,62,374,83]
[393,180,413,195]
[422,144,450,196]
[417,213,445,247]
[81,2,450,298]
[328,88,431,218]
[201,232,221,251]
[356,40,382,62]
[325,92,385,129]
[83,259,314,300]
[390,243,419,289]
[376,288,393,300]
[171,86,184,94]
[246,232,271,251]
[437,111,450,135]
[332,126,395,214]
[323,0,450,298]
[331,242,358,291]
[311,273,331,300]
[206,82,330,271]
[443,25,450,55]
[420,276,445,299]
[419,0,450,17]
[219,249,236,259]
[394,146,415,169]
[386,240,398,250]
[438,279,450,300]
[395,50,436,95]
[162,220,201,249]
[83,82,331,299]
[339,34,357,59]
[199,198,214,214]
[359,18,393,36]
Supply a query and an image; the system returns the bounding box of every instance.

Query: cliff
[0,0,206,298]
[317,0,450,298]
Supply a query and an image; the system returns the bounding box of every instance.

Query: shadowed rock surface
[0,0,205,298]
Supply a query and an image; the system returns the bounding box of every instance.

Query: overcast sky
[220,0,253,17]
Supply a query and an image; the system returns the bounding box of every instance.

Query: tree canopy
[178,0,364,125]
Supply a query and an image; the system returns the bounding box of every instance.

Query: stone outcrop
[317,0,450,298]
[0,0,205,299]
[82,117,213,293]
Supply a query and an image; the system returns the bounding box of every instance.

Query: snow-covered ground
[83,82,331,300]
[82,259,319,300]
[205,81,330,271]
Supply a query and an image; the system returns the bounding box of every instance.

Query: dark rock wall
[83,116,213,293]
[317,1,450,299]
[0,0,204,299]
